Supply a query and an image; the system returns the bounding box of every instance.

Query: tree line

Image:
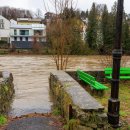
[47,1,130,55]
[0,7,45,20]
[0,6,33,20]
[86,2,130,54]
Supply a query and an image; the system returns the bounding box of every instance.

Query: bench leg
[97,90,105,97]
[91,89,105,97]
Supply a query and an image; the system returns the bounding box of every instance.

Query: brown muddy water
[0,55,130,117]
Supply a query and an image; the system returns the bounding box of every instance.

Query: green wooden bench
[77,69,108,90]
[104,67,130,79]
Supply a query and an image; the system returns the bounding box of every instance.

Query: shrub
[0,115,7,125]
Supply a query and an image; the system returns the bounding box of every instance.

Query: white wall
[0,15,10,42]
[10,19,17,25]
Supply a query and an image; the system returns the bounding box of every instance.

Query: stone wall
[0,71,14,114]
[49,71,111,130]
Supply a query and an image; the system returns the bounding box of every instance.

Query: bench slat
[105,67,130,80]
[77,69,108,90]
[94,81,108,90]
[105,76,130,79]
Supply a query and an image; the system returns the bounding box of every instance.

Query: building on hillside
[81,18,88,41]
[127,14,130,19]
[0,15,10,43]
[10,19,17,25]
[44,12,57,26]
[44,12,56,20]
[10,19,46,49]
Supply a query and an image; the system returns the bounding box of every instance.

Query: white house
[10,19,46,49]
[0,15,10,43]
[10,19,17,25]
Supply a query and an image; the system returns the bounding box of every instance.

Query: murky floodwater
[0,55,130,117]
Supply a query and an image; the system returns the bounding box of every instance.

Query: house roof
[10,24,46,30]
[0,15,10,22]
[10,24,32,29]
[17,18,42,22]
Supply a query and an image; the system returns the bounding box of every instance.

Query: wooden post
[68,104,73,120]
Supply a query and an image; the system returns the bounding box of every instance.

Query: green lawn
[94,81,130,125]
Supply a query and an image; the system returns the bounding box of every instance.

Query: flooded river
[0,55,130,117]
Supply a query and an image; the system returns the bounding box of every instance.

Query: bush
[52,108,61,116]
[0,115,7,125]
[0,49,9,55]
[0,40,9,49]
[0,40,7,44]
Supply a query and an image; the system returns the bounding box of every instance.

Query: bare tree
[98,55,129,68]
[35,9,43,18]
[32,34,43,53]
[45,0,83,70]
[0,6,33,20]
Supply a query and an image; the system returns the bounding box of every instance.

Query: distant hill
[0,6,33,20]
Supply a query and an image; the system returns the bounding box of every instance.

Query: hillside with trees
[0,6,33,20]
[86,2,130,54]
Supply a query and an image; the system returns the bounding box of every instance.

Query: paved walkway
[6,117,62,130]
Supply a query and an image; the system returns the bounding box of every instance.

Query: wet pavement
[6,117,62,130]
[0,55,129,117]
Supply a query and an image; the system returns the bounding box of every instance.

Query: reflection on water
[0,55,129,117]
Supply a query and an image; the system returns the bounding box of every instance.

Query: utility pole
[107,0,124,128]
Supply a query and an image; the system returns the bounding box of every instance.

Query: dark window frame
[25,37,28,41]
[0,19,4,29]
[14,37,17,41]
[20,37,23,41]
[14,30,17,35]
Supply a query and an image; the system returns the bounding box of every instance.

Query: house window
[20,37,23,41]
[0,19,4,29]
[14,37,17,41]
[25,37,28,41]
[34,30,42,35]
[20,30,29,35]
[14,30,17,35]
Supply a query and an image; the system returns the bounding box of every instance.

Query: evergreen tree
[109,1,117,47]
[122,15,130,53]
[96,21,103,49]
[101,5,108,45]
[86,10,89,17]
[80,11,86,19]
[101,2,117,53]
[101,4,113,53]
[87,3,98,49]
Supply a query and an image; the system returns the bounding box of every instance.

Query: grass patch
[94,81,130,125]
[0,49,9,55]
[0,115,7,125]
[120,111,128,117]
[63,119,79,130]
[52,107,61,116]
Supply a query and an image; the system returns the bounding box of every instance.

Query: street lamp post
[107,0,124,128]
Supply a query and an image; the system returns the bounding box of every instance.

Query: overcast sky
[0,0,130,14]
